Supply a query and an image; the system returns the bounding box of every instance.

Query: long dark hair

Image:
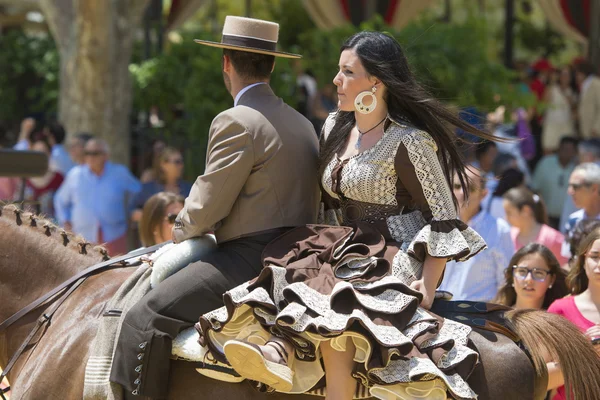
[495,243,568,309]
[503,187,548,225]
[568,227,600,294]
[319,32,501,200]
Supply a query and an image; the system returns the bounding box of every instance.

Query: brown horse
[1,204,600,400]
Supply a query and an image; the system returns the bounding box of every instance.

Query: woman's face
[503,200,523,229]
[584,239,600,285]
[512,252,555,306]
[160,151,184,180]
[155,201,184,244]
[559,67,571,86]
[333,49,381,112]
[31,141,51,156]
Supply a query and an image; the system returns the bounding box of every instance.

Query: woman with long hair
[132,147,191,222]
[138,192,184,247]
[195,31,497,400]
[495,243,568,310]
[503,187,568,265]
[547,227,600,399]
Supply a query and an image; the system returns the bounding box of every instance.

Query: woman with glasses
[132,147,192,223]
[503,187,568,265]
[548,227,600,400]
[139,192,185,246]
[495,243,568,310]
[495,243,568,397]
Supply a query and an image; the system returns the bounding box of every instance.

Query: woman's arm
[410,255,446,309]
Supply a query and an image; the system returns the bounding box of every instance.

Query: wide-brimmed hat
[194,16,301,59]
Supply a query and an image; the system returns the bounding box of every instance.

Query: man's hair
[559,136,579,148]
[223,49,275,81]
[474,140,497,160]
[575,61,596,77]
[573,162,600,185]
[46,121,66,144]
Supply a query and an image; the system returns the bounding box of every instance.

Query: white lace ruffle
[408,224,487,262]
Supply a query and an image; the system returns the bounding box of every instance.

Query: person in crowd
[495,243,568,310]
[13,117,36,150]
[532,136,578,229]
[473,140,498,181]
[486,167,525,220]
[311,83,338,135]
[138,192,184,247]
[560,138,600,229]
[293,59,318,121]
[576,61,600,139]
[44,120,75,175]
[67,132,93,165]
[54,138,141,256]
[439,167,513,301]
[548,227,600,399]
[566,219,600,268]
[561,163,600,259]
[0,125,18,201]
[140,139,167,183]
[543,66,576,154]
[24,135,64,217]
[110,17,320,398]
[131,147,192,222]
[529,59,553,168]
[503,187,568,265]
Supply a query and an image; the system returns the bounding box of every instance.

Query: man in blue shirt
[439,166,514,301]
[54,138,141,255]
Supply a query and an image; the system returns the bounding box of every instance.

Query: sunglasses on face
[165,213,178,224]
[512,265,551,282]
[568,182,591,191]
[84,150,104,157]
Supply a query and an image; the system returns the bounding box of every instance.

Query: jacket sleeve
[173,112,254,243]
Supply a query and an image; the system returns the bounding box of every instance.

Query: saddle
[429,296,520,342]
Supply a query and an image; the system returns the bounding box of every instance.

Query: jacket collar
[237,83,276,107]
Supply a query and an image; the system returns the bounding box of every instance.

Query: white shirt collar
[234,82,266,106]
[582,76,594,94]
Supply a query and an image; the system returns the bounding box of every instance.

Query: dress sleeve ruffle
[407,219,487,263]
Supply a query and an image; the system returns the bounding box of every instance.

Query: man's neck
[230,80,267,102]
[584,200,600,219]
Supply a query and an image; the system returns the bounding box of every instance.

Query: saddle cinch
[83,239,520,400]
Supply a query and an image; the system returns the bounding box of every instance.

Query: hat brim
[194,39,302,59]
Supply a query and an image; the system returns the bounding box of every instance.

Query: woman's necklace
[355,116,387,150]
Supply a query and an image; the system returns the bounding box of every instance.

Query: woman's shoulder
[547,295,573,314]
[540,224,565,241]
[387,120,437,152]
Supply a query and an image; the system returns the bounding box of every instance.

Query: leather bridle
[0,241,168,398]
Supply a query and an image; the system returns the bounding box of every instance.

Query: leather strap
[0,274,85,382]
[0,241,167,333]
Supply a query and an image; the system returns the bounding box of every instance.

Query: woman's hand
[585,325,600,356]
[410,278,435,310]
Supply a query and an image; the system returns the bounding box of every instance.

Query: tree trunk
[39,0,149,165]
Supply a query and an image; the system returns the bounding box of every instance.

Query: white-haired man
[561,162,600,258]
[54,138,141,255]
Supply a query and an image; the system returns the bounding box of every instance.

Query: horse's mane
[0,203,110,265]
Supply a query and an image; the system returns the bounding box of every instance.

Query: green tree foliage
[0,30,59,131]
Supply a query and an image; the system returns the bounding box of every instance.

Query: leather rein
[0,242,167,398]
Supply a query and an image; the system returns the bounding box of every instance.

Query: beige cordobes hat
[194,16,301,59]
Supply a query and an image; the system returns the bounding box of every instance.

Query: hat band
[221,34,277,52]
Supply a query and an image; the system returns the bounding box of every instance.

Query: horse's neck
[0,213,103,323]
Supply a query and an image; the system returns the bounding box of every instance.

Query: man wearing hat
[110,16,320,398]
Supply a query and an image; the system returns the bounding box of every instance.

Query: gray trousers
[110,230,286,399]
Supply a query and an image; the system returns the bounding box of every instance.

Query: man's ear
[223,55,232,74]
[271,61,275,73]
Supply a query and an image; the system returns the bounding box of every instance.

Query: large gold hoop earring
[354,87,377,114]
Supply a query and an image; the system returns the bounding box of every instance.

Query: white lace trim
[409,225,487,261]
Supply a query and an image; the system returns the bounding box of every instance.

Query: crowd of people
[1,29,600,399]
